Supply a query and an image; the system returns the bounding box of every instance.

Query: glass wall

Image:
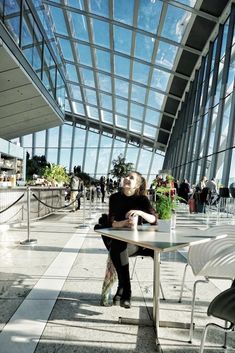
[164,5,235,188]
[16,123,164,186]
[0,0,65,112]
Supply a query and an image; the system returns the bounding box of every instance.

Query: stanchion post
[78,186,89,229]
[20,187,37,245]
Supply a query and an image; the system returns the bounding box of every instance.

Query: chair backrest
[188,225,235,275]
[200,243,235,278]
[208,286,235,324]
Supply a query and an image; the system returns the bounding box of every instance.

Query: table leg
[153,250,162,351]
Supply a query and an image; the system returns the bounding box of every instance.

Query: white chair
[178,225,235,342]
[199,286,235,353]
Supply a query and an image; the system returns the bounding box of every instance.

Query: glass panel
[84,88,97,105]
[72,101,85,115]
[125,146,138,169]
[74,126,86,147]
[101,110,113,124]
[155,41,177,70]
[75,43,92,66]
[59,148,70,171]
[199,114,208,158]
[80,68,96,88]
[130,103,144,121]
[144,124,157,138]
[96,48,111,72]
[147,90,164,110]
[215,150,226,182]
[114,55,130,78]
[72,148,83,171]
[162,5,191,43]
[87,106,99,120]
[149,153,164,181]
[113,0,135,26]
[229,148,235,184]
[96,135,112,177]
[61,124,73,147]
[4,1,20,44]
[137,149,152,179]
[137,0,162,34]
[115,78,129,98]
[70,84,82,101]
[35,131,46,147]
[83,131,99,174]
[70,11,89,41]
[151,69,170,91]
[59,38,74,61]
[113,25,132,55]
[100,93,112,110]
[135,33,155,62]
[49,6,67,36]
[47,148,58,164]
[68,0,84,9]
[132,61,150,85]
[92,18,110,48]
[115,98,128,115]
[218,95,231,151]
[115,115,127,128]
[226,44,235,96]
[208,104,218,155]
[130,120,142,133]
[89,0,109,17]
[65,63,78,82]
[131,84,146,104]
[98,73,112,92]
[145,108,161,125]
[48,126,59,147]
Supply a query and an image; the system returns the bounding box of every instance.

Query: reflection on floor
[0,202,234,353]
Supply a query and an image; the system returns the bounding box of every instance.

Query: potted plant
[154,186,177,231]
[151,176,179,231]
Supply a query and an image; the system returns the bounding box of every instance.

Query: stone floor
[0,201,234,353]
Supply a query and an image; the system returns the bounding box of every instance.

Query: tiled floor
[0,201,234,353]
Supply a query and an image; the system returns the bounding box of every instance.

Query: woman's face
[123,173,140,191]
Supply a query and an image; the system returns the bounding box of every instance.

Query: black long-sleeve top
[108,191,157,225]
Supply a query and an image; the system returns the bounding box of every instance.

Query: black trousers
[102,235,154,298]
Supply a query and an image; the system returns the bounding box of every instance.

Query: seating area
[0,200,234,353]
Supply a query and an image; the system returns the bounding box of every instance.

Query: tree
[110,154,134,179]
[26,153,49,179]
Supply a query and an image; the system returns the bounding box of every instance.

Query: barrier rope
[32,193,76,210]
[0,193,25,214]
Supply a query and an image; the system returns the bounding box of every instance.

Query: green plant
[110,154,134,179]
[43,164,69,184]
[155,189,176,220]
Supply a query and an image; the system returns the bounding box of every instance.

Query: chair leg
[178,263,188,303]
[189,278,209,343]
[160,281,165,300]
[199,322,211,353]
[130,257,138,280]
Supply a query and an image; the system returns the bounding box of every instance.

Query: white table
[95,224,225,352]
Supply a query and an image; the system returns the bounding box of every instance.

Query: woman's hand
[112,219,133,228]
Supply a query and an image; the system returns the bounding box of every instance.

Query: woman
[102,171,157,309]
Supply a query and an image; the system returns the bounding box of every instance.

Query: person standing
[100,176,106,203]
[70,174,80,212]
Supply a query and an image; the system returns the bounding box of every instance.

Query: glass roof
[43,0,203,152]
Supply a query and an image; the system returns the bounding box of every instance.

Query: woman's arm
[126,209,156,224]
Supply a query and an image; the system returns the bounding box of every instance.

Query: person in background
[178,179,190,202]
[100,176,106,203]
[101,171,157,309]
[206,178,217,194]
[70,174,80,212]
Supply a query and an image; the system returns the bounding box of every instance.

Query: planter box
[158,219,171,232]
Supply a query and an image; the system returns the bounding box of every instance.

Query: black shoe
[120,298,131,309]
[113,287,123,305]
[113,294,122,306]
